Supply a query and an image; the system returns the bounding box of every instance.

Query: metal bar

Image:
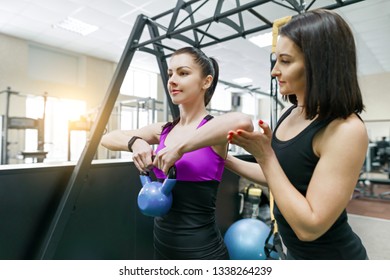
[167,0,185,34]
[199,24,272,48]
[173,0,207,32]
[319,0,366,10]
[236,0,245,34]
[194,28,220,42]
[304,0,318,11]
[36,14,148,259]
[1,87,19,164]
[144,0,365,51]
[147,22,180,119]
[151,0,204,20]
[2,88,11,164]
[270,0,300,12]
[284,0,305,12]
[248,8,273,26]
[135,0,272,49]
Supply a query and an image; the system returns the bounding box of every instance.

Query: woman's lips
[171,90,181,95]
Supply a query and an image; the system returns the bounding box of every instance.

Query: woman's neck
[178,105,208,126]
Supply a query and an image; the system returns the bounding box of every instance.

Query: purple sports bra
[152,116,225,181]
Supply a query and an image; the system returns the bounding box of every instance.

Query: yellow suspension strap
[264,15,291,260]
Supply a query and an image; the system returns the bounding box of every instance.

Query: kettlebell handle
[139,166,176,179]
[166,166,176,179]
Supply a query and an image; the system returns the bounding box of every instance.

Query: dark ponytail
[205,57,219,106]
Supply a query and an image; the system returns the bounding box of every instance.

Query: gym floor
[347,193,390,220]
[348,173,390,220]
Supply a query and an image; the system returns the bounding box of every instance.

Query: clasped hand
[132,140,181,175]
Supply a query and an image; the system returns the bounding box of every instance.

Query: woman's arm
[262,116,367,241]
[224,154,267,185]
[101,122,165,151]
[154,112,254,174]
[101,122,166,172]
[182,112,253,151]
[230,116,368,241]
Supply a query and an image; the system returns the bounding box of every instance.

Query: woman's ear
[202,75,213,90]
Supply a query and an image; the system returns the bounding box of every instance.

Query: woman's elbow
[293,224,327,242]
[100,133,119,151]
[100,134,111,149]
[234,112,254,132]
[295,231,320,242]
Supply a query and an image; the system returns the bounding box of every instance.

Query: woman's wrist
[127,136,143,152]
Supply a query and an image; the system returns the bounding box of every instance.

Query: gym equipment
[239,184,262,219]
[0,87,47,164]
[137,167,176,217]
[224,218,274,260]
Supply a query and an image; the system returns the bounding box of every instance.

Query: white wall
[0,33,117,163]
[360,72,390,141]
[0,33,115,110]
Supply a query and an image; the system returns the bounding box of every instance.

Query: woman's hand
[132,139,155,173]
[227,120,274,163]
[153,145,183,175]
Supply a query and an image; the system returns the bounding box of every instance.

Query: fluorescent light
[53,17,99,36]
[249,31,273,48]
[233,77,252,84]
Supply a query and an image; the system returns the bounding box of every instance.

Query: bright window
[25,96,86,162]
[120,67,158,99]
[209,85,232,112]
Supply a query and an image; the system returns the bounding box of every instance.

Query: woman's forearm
[178,112,254,154]
[101,122,165,151]
[225,154,267,185]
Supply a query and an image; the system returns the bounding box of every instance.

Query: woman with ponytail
[102,46,253,259]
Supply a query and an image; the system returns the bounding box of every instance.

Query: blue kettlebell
[137,167,176,217]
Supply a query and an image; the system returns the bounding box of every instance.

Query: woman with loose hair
[102,46,253,259]
[226,9,369,260]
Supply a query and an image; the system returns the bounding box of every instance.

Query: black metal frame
[37,0,366,259]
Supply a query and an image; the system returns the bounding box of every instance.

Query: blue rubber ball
[224,218,272,260]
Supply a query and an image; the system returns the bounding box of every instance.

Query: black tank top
[271,105,368,260]
[153,181,229,259]
[152,117,229,260]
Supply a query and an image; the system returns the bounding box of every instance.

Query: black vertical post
[147,23,180,119]
[269,53,278,130]
[37,14,149,259]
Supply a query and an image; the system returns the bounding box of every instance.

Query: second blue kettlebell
[137,167,176,217]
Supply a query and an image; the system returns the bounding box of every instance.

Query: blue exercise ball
[224,218,274,260]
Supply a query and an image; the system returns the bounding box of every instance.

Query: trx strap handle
[265,192,286,260]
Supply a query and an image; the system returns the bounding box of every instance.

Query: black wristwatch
[128,136,143,152]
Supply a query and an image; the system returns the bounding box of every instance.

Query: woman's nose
[271,67,280,77]
[168,75,177,85]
